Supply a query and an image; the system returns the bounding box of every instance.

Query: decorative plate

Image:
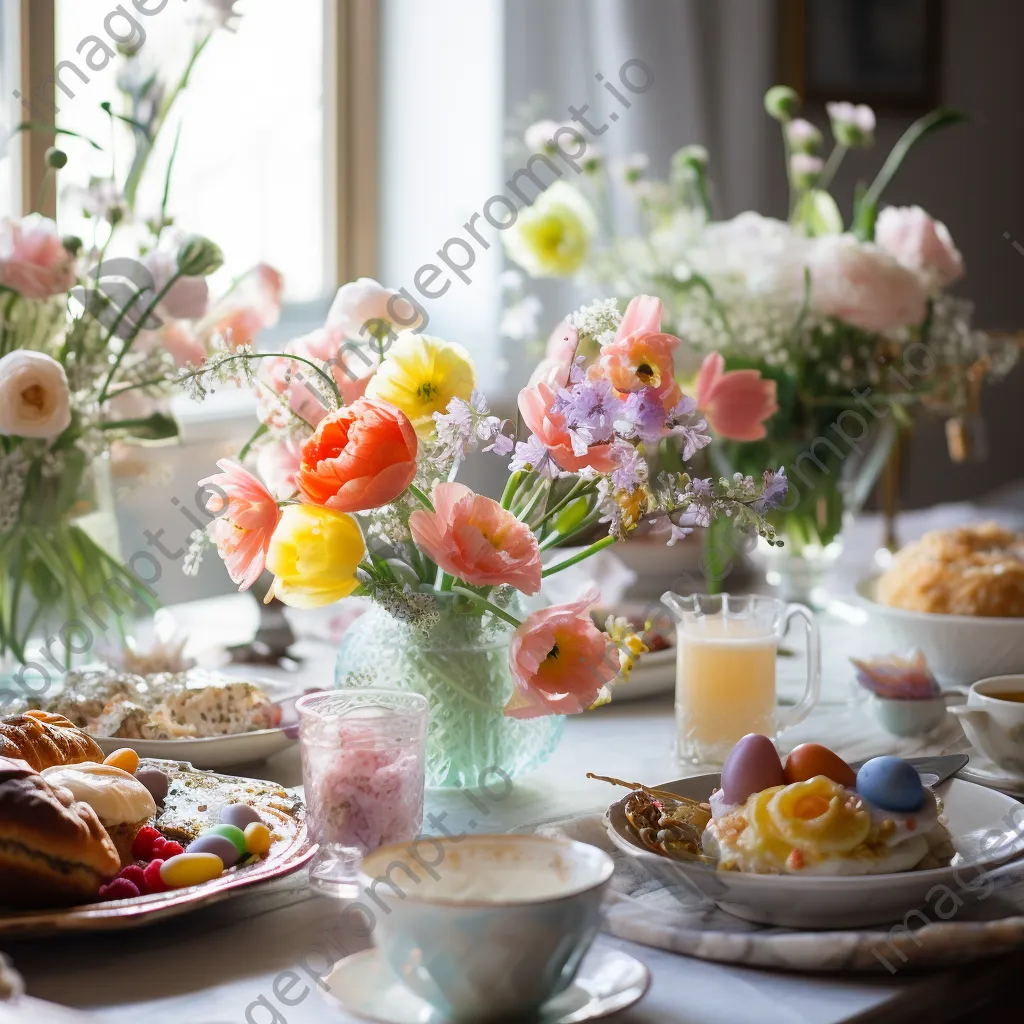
[0,759,315,938]
[89,729,297,770]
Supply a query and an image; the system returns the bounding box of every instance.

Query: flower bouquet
[502,87,1017,602]
[184,286,787,785]
[0,3,281,684]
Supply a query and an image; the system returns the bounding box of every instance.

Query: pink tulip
[528,319,578,387]
[256,437,303,499]
[595,294,682,409]
[199,459,281,591]
[518,381,617,474]
[0,215,75,299]
[505,588,619,718]
[875,205,964,290]
[695,352,778,441]
[409,481,542,594]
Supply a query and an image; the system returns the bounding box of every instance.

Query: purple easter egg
[719,733,785,805]
[220,803,262,831]
[187,833,241,868]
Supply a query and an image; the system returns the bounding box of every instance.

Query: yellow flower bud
[266,504,365,608]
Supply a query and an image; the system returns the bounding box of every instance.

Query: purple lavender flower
[484,431,515,456]
[552,375,619,446]
[671,420,712,461]
[667,519,694,545]
[753,467,788,513]
[510,434,558,477]
[615,388,666,446]
[609,441,647,492]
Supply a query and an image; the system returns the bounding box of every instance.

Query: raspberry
[118,864,146,891]
[132,826,162,860]
[98,878,140,901]
[143,859,170,894]
[150,837,168,858]
[159,840,185,858]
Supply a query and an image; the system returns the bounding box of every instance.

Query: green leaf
[795,189,844,236]
[854,109,968,239]
[100,411,180,443]
[9,121,104,150]
[554,496,592,537]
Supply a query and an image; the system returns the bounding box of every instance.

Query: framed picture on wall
[779,0,942,113]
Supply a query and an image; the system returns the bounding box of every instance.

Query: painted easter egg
[103,747,139,774]
[720,734,785,804]
[134,768,169,804]
[856,756,924,813]
[206,823,248,857]
[159,852,224,888]
[244,822,272,857]
[221,803,262,831]
[187,833,241,868]
[784,743,856,788]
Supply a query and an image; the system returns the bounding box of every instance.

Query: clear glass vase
[334,594,565,789]
[0,450,137,702]
[714,417,897,607]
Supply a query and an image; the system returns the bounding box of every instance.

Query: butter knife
[850,752,969,787]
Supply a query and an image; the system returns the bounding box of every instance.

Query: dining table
[6,498,1024,1024]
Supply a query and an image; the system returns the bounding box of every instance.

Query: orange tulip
[299,397,418,513]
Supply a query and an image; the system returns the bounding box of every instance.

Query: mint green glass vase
[334,594,564,789]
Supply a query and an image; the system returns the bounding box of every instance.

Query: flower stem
[500,470,526,510]
[534,477,593,529]
[409,483,434,511]
[817,143,848,192]
[541,534,615,577]
[449,586,522,627]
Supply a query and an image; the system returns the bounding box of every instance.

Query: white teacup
[358,834,613,1022]
[948,675,1024,775]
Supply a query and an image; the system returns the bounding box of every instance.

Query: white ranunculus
[0,350,73,440]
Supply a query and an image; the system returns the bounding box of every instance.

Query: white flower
[789,152,823,186]
[524,120,582,154]
[786,118,822,152]
[326,277,422,341]
[198,0,244,30]
[826,102,876,146]
[875,205,964,291]
[0,350,73,441]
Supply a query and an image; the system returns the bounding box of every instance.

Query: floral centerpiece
[182,285,787,785]
[0,1,281,682]
[501,87,1017,601]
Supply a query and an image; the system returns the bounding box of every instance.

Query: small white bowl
[868,694,949,737]
[855,576,1024,686]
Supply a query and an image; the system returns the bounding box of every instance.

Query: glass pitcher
[661,592,820,767]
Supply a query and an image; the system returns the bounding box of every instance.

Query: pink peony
[595,294,682,409]
[409,482,542,594]
[199,459,281,591]
[695,352,778,441]
[505,588,619,718]
[875,205,964,290]
[809,235,928,332]
[0,215,75,299]
[518,381,617,474]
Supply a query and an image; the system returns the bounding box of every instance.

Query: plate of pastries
[0,710,314,937]
[12,665,297,769]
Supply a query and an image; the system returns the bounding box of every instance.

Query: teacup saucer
[320,946,650,1023]
[957,756,1024,797]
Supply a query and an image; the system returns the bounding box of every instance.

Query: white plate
[957,757,1024,797]
[321,946,650,1024]
[89,729,296,769]
[607,773,1024,929]
[855,576,1024,686]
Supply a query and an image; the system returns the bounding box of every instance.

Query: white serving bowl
[855,576,1024,686]
[606,772,1024,929]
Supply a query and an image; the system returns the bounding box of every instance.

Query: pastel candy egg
[103,748,139,774]
[221,803,262,831]
[187,833,241,868]
[720,734,785,805]
[244,822,272,857]
[159,852,224,888]
[784,743,856,788]
[206,823,247,857]
[856,756,924,813]
[134,768,169,804]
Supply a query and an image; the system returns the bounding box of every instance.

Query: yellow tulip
[503,181,597,278]
[366,332,477,436]
[265,504,365,608]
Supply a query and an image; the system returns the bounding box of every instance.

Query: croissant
[0,711,104,772]
[0,756,120,907]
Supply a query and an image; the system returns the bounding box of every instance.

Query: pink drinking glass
[297,689,428,897]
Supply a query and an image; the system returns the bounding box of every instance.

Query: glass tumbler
[297,689,428,897]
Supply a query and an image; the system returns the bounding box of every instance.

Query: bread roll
[0,711,104,772]
[0,756,120,907]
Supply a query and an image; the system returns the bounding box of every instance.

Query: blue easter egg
[856,756,924,813]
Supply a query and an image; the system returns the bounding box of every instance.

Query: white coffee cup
[948,675,1024,775]
[357,833,613,1022]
